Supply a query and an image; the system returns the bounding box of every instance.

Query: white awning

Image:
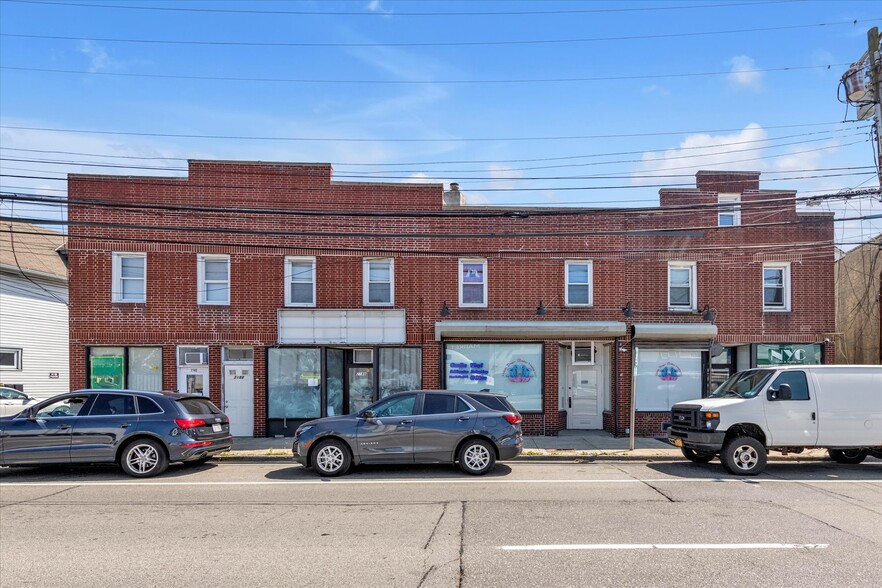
[632,323,718,341]
[435,320,627,341]
[278,309,406,344]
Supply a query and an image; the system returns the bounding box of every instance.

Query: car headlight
[701,411,720,431]
[295,425,313,437]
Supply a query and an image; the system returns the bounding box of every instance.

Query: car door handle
[811,412,816,421]
[120,423,131,428]
[399,420,413,425]
[458,416,470,421]
[56,424,71,430]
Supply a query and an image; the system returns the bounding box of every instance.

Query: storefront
[87,346,163,391]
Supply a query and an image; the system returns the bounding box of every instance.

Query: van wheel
[721,436,766,476]
[828,449,867,465]
[681,447,715,463]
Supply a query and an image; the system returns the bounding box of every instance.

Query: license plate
[672,438,683,447]
[212,423,222,433]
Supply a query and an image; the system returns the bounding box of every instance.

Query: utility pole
[842,27,882,196]
[869,27,882,188]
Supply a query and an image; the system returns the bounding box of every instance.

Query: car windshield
[710,370,775,399]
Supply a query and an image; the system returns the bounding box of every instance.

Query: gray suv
[293,390,523,476]
[0,389,233,477]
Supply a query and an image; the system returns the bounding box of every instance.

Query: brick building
[67,162,836,437]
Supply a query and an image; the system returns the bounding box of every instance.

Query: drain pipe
[613,338,619,437]
[629,345,637,451]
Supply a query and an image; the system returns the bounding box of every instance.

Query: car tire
[681,447,715,464]
[458,439,496,475]
[120,439,169,478]
[721,436,767,476]
[828,449,867,465]
[311,439,351,477]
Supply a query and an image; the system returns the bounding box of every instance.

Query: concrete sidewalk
[219,430,834,462]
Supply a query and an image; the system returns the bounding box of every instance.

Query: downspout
[613,337,619,437]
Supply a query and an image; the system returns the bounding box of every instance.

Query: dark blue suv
[0,389,233,477]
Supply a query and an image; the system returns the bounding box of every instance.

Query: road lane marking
[499,543,830,551]
[0,478,880,487]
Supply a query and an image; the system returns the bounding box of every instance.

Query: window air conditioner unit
[184,352,207,366]
[353,349,374,364]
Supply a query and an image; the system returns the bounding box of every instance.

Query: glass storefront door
[348,366,375,413]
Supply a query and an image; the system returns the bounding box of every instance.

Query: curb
[212,453,834,464]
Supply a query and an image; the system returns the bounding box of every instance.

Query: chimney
[443,182,462,207]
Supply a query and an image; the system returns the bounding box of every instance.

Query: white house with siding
[0,221,69,398]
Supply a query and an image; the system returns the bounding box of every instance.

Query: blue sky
[0,0,879,246]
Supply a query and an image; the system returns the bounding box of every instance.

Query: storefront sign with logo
[90,356,124,389]
[635,348,702,411]
[445,343,542,411]
[756,344,822,366]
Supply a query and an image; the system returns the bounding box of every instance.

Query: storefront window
[267,348,321,419]
[379,348,422,398]
[444,343,543,412]
[89,346,162,391]
[635,348,703,411]
[326,348,344,417]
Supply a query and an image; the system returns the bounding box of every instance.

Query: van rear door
[763,370,818,446]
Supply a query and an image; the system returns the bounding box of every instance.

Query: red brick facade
[67,162,836,437]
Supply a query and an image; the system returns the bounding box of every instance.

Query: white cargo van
[668,365,882,475]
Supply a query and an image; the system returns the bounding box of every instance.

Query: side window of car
[455,397,471,413]
[136,397,164,415]
[422,394,457,415]
[90,394,137,416]
[36,396,90,418]
[373,394,417,417]
[770,371,810,400]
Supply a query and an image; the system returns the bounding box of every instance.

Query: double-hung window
[363,258,394,306]
[565,260,593,306]
[763,262,791,311]
[112,252,146,303]
[668,262,697,311]
[459,259,487,307]
[718,194,741,227]
[285,256,316,307]
[198,254,230,305]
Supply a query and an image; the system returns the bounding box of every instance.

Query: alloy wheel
[316,445,344,473]
[464,444,490,471]
[127,444,159,474]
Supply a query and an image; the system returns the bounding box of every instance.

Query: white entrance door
[567,365,602,429]
[223,364,254,437]
[178,367,209,397]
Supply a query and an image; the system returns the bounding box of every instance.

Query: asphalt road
[1,460,880,588]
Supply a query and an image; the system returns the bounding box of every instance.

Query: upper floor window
[763,262,791,312]
[459,259,487,307]
[285,256,316,307]
[718,194,741,227]
[565,260,593,306]
[668,262,697,311]
[112,252,146,303]
[197,254,230,305]
[0,348,22,370]
[363,258,394,306]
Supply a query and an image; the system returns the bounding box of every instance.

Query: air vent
[353,349,374,364]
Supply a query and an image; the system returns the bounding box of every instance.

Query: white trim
[762,261,791,312]
[284,256,316,308]
[564,260,593,306]
[362,258,394,306]
[111,252,146,303]
[667,261,697,311]
[458,258,487,308]
[718,193,741,227]
[197,254,230,305]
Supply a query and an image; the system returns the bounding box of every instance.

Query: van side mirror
[772,383,793,401]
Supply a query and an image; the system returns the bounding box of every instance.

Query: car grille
[671,407,698,429]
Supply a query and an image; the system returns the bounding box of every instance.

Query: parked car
[293,390,523,476]
[669,365,882,475]
[0,387,40,418]
[0,389,233,477]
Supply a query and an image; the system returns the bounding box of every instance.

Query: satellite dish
[857,102,875,121]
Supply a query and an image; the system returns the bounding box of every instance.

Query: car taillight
[175,418,207,429]
[181,441,212,448]
[503,414,522,424]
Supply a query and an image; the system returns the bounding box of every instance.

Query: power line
[2,18,875,48]
[0,120,863,143]
[0,61,851,86]
[0,0,808,17]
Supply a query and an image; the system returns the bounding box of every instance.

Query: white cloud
[642,84,670,96]
[365,1,393,16]
[727,55,763,90]
[77,40,120,73]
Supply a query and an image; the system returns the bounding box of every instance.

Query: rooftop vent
[443,182,463,207]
